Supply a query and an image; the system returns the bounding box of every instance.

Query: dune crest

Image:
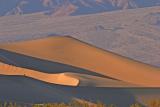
[0,36,160,87]
[0,62,79,86]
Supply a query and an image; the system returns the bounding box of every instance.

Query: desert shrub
[0,102,21,107]
[96,101,106,107]
[130,103,142,107]
[6,100,160,107]
[107,104,116,107]
[147,99,160,107]
[32,103,68,107]
[69,100,90,107]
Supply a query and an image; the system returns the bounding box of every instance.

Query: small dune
[0,36,160,87]
[0,62,138,87]
[65,73,139,87]
[0,62,79,86]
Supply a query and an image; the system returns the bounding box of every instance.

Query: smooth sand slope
[0,50,135,87]
[0,36,160,87]
[0,62,134,87]
[0,62,79,86]
[0,48,136,87]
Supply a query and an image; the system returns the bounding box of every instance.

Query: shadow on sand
[0,49,118,80]
[0,75,138,107]
[0,49,149,107]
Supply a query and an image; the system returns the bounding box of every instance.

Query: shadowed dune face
[0,36,160,87]
[0,49,108,78]
[1,74,160,106]
[66,73,138,87]
[0,49,136,87]
[0,75,138,107]
[0,75,74,103]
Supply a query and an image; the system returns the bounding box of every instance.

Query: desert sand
[0,36,160,87]
[0,54,136,87]
[66,73,138,87]
[0,4,160,107]
[0,62,79,86]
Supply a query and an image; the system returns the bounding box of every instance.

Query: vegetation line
[1,99,160,107]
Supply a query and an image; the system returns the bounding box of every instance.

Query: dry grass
[1,99,160,107]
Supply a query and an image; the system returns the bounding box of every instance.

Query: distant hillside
[0,0,160,16]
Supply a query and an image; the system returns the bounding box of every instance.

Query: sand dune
[0,75,139,107]
[1,73,160,107]
[0,61,136,87]
[0,52,136,87]
[0,49,138,88]
[0,36,160,87]
[0,62,79,86]
[66,73,139,87]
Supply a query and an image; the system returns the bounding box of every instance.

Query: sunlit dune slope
[0,49,136,87]
[0,62,79,86]
[0,36,160,87]
[0,61,135,87]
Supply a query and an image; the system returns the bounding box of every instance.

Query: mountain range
[0,0,160,16]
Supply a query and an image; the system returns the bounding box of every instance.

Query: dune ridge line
[0,62,79,86]
[0,36,160,87]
